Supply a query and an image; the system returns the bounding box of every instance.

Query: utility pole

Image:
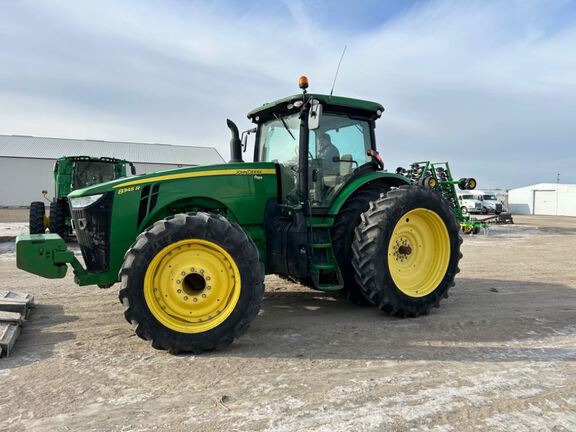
[557,172,560,184]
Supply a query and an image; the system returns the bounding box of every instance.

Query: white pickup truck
[459,191,504,214]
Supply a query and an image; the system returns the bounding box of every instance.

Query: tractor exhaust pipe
[227,119,244,163]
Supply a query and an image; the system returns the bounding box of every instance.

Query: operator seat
[323,154,353,188]
[339,154,354,177]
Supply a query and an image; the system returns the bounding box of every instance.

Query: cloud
[0,0,575,188]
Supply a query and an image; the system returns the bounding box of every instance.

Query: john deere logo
[234,169,266,175]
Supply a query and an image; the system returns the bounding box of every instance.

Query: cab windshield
[483,194,497,201]
[73,161,121,188]
[258,113,300,167]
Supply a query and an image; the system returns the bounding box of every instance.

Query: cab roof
[58,155,130,164]
[247,93,384,122]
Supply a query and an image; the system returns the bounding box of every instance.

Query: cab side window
[308,114,372,207]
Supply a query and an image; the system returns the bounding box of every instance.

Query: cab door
[307,113,373,209]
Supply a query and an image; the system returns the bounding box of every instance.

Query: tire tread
[118,212,264,354]
[352,185,462,317]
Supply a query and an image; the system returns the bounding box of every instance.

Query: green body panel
[54,158,74,198]
[327,171,410,217]
[69,162,279,285]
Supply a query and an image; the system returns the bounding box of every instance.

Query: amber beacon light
[298,75,309,90]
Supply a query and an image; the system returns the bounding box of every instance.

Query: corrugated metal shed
[0,134,224,165]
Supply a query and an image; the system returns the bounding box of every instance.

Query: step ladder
[308,221,344,292]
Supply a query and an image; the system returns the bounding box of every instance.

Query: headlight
[70,194,104,209]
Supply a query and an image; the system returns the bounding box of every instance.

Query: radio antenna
[329,45,347,98]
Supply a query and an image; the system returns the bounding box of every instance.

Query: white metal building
[508,183,576,216]
[0,135,224,206]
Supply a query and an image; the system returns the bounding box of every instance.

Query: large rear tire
[331,184,389,305]
[29,202,46,234]
[119,212,265,354]
[352,185,462,317]
[49,200,68,238]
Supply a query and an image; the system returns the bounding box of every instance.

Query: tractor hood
[67,162,274,198]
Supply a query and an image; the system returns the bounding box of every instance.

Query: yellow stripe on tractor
[113,168,277,188]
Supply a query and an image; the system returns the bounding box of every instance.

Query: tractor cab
[29,156,137,239]
[54,156,136,197]
[247,77,385,211]
[242,78,401,289]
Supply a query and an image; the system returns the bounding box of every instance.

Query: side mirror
[308,99,322,130]
[130,163,136,175]
[240,128,257,152]
[241,134,248,152]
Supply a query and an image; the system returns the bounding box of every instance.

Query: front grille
[496,203,503,212]
[71,192,113,272]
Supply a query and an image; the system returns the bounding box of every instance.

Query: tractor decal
[116,186,142,195]
[113,168,277,189]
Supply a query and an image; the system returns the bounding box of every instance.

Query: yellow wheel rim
[387,208,451,298]
[143,239,241,333]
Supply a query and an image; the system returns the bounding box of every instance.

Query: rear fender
[328,172,409,216]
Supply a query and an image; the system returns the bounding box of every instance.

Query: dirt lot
[0,208,28,223]
[1,213,575,431]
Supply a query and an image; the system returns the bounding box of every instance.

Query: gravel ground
[0,213,575,431]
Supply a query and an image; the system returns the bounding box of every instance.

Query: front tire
[119,212,264,354]
[29,202,46,234]
[352,186,462,317]
[49,200,68,238]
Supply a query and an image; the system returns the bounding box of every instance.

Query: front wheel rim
[387,208,451,298]
[143,239,241,333]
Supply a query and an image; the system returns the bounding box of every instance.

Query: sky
[1,0,575,189]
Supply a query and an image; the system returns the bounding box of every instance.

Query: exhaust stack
[227,119,243,163]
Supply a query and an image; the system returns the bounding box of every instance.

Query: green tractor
[16,78,462,354]
[29,156,136,238]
